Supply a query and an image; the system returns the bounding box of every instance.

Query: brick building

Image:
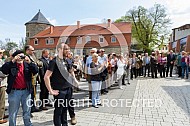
[25,11,132,57]
[169,24,190,52]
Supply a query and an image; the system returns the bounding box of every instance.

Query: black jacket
[167,54,176,65]
[39,57,49,84]
[1,61,38,94]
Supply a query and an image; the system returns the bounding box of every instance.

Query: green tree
[5,42,18,52]
[115,4,171,52]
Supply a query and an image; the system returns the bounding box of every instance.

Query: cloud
[165,0,190,28]
[47,17,58,25]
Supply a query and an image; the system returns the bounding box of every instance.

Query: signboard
[180,37,187,45]
[172,41,177,48]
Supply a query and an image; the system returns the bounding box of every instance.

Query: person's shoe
[127,82,130,85]
[92,105,99,108]
[97,103,102,106]
[71,117,77,125]
[46,104,53,107]
[41,107,48,110]
[122,83,126,85]
[31,113,33,118]
[119,86,123,90]
[31,107,42,113]
[3,115,9,119]
[0,119,7,124]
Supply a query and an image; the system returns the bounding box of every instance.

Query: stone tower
[25,10,52,44]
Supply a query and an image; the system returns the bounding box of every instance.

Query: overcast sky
[0,0,190,43]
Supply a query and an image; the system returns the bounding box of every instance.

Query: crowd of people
[0,43,190,126]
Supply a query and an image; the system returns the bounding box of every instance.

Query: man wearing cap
[1,50,38,126]
[0,49,8,124]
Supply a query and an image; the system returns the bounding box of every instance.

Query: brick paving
[3,76,190,126]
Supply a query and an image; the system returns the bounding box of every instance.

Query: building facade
[26,11,132,58]
[169,24,190,52]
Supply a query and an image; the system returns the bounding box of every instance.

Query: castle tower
[25,10,52,44]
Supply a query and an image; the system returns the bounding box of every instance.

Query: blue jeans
[8,89,32,126]
[181,62,189,78]
[91,81,102,106]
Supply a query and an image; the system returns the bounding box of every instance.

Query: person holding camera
[1,50,39,126]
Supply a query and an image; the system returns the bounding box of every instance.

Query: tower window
[26,32,30,37]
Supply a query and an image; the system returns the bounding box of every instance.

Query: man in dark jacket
[166,50,176,77]
[1,50,38,126]
[39,49,50,110]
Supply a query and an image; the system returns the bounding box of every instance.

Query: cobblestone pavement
[4,76,190,126]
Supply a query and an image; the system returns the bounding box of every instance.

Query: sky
[0,0,190,43]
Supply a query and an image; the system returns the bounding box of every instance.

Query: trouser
[40,82,49,108]
[144,64,150,77]
[54,87,72,126]
[8,89,32,126]
[87,75,92,99]
[131,67,137,79]
[106,74,112,88]
[166,64,174,77]
[177,66,182,77]
[0,87,6,120]
[118,75,123,88]
[126,68,130,83]
[181,62,189,78]
[68,88,75,118]
[31,85,37,110]
[159,65,166,77]
[91,81,102,106]
[151,65,157,78]
[122,74,126,84]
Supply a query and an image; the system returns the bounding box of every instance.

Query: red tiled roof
[32,22,131,38]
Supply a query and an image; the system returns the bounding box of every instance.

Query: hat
[12,50,24,57]
[100,49,105,52]
[90,48,97,53]
[0,49,5,53]
[97,50,101,54]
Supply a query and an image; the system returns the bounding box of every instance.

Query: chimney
[77,21,80,29]
[107,19,111,28]
[50,25,53,34]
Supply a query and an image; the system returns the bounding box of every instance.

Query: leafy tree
[115,4,171,52]
[5,42,18,52]
[18,37,26,50]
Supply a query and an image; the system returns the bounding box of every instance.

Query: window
[60,37,70,44]
[34,39,38,45]
[111,36,116,42]
[26,32,30,37]
[99,36,104,43]
[65,37,70,44]
[46,38,54,45]
[77,36,82,44]
[86,36,91,43]
[76,49,81,55]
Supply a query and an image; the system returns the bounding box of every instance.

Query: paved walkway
[3,76,190,126]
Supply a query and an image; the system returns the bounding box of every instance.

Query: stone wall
[26,23,50,43]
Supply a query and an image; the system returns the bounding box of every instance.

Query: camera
[72,64,78,69]
[20,55,26,59]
